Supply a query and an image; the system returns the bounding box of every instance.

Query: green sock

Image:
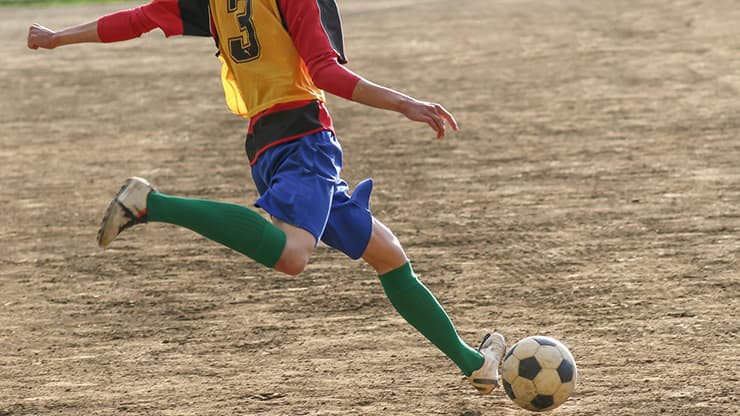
[146,192,286,268]
[379,262,484,376]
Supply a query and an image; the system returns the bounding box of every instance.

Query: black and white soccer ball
[501,336,577,412]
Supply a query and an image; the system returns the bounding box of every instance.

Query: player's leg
[362,219,506,394]
[361,219,479,367]
[97,177,289,269]
[97,133,336,275]
[98,180,319,275]
[148,194,317,276]
[321,181,506,393]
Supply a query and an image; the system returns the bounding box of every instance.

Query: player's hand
[28,24,58,50]
[399,99,459,139]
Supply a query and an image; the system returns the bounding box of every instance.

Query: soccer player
[27,0,506,395]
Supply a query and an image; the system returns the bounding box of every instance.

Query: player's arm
[27,0,210,50]
[279,0,458,138]
[350,79,459,139]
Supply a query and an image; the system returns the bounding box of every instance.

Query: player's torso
[210,0,324,116]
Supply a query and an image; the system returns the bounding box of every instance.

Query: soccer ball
[501,336,577,412]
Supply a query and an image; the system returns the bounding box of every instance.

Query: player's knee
[278,257,309,276]
[275,241,312,276]
[270,222,316,276]
[373,220,404,253]
[362,219,408,274]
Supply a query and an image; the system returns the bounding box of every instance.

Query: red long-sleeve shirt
[98,0,360,99]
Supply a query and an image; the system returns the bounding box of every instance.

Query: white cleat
[469,332,507,395]
[97,177,158,248]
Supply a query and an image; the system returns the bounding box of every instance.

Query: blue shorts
[250,130,374,259]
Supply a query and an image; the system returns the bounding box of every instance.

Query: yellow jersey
[210,0,326,117]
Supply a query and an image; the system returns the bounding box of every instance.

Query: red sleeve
[97,0,184,43]
[278,0,361,100]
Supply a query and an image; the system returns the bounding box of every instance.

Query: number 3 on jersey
[227,0,261,63]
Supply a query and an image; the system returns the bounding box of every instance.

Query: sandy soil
[1,0,738,415]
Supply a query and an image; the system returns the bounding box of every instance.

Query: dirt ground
[1,0,738,415]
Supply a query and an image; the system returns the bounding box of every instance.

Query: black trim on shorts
[245,101,324,163]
